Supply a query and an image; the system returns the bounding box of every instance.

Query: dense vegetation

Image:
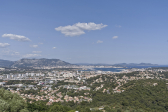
[57,79,168,112]
[161,71,168,78]
[1,79,168,112]
[0,88,28,112]
[89,79,168,112]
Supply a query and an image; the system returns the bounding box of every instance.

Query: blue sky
[1,0,168,64]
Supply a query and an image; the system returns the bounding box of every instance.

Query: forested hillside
[88,79,168,112]
[0,88,28,112]
[1,79,168,112]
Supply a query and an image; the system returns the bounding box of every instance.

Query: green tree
[0,88,28,112]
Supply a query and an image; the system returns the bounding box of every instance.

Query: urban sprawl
[0,66,168,108]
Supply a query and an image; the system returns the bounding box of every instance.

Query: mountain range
[0,58,72,68]
[75,63,159,67]
[0,58,159,68]
[0,59,14,68]
[113,63,159,67]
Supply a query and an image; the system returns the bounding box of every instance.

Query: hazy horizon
[0,58,165,65]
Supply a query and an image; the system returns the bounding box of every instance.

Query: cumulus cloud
[32,51,42,53]
[97,40,103,44]
[112,36,118,39]
[0,43,10,48]
[53,47,56,49]
[30,45,38,48]
[2,34,31,42]
[55,22,107,37]
[23,54,41,58]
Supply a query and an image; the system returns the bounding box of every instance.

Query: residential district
[0,66,168,110]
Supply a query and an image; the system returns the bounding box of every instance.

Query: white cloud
[30,45,38,48]
[115,25,122,28]
[11,52,20,56]
[2,34,31,42]
[23,54,41,58]
[2,50,10,54]
[39,42,43,44]
[1,50,20,57]
[112,36,118,39]
[53,47,56,49]
[55,22,107,37]
[0,43,10,48]
[97,40,103,44]
[32,51,42,53]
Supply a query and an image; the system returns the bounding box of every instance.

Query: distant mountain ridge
[113,63,159,67]
[0,58,72,68]
[0,58,159,68]
[0,59,14,68]
[75,63,159,67]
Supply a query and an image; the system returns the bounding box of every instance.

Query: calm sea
[86,65,168,72]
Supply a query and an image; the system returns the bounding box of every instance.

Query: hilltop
[0,58,72,68]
